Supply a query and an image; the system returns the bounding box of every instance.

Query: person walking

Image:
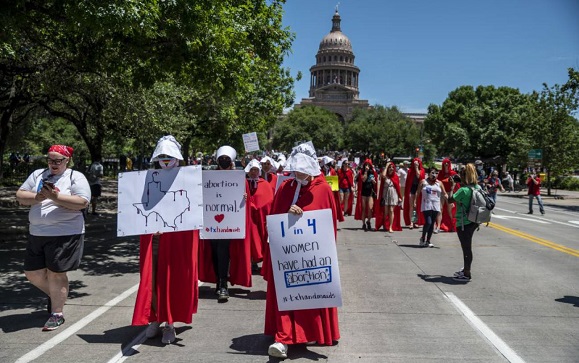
[447,163,481,282]
[198,145,252,302]
[131,136,200,345]
[337,160,354,216]
[87,159,104,216]
[263,142,339,359]
[376,161,402,233]
[436,158,459,232]
[416,167,447,247]
[526,170,545,215]
[403,158,425,229]
[485,170,505,205]
[16,145,91,331]
[355,159,378,231]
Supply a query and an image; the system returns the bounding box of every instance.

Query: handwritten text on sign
[201,170,246,239]
[267,209,342,311]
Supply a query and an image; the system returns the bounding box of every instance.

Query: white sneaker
[428,242,434,248]
[433,228,440,234]
[161,324,176,344]
[453,268,464,277]
[268,342,288,359]
[145,322,161,338]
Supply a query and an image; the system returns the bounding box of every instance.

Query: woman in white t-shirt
[16,145,91,332]
[415,167,447,248]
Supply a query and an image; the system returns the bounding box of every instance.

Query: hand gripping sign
[266,209,342,311]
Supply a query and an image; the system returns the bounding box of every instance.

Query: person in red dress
[132,135,199,345]
[198,145,252,302]
[337,160,354,216]
[320,156,344,223]
[260,156,278,193]
[264,142,340,359]
[403,158,426,228]
[245,159,274,272]
[375,161,403,233]
[436,158,460,232]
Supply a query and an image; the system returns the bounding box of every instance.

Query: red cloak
[327,167,344,222]
[265,172,278,194]
[198,181,253,287]
[403,158,426,226]
[132,230,199,325]
[437,158,459,232]
[337,167,354,216]
[375,162,403,231]
[247,177,274,262]
[263,174,340,346]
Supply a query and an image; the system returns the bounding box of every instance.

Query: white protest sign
[117,166,203,237]
[274,174,293,194]
[200,170,246,239]
[266,209,342,311]
[242,132,260,152]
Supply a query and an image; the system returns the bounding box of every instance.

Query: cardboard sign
[266,209,342,311]
[200,170,246,239]
[325,175,338,192]
[117,166,203,237]
[242,132,260,152]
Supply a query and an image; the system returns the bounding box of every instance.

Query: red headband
[48,145,74,158]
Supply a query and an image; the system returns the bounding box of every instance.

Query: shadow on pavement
[418,274,469,285]
[77,325,144,344]
[0,310,50,332]
[555,295,579,307]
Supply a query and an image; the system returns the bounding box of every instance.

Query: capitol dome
[319,29,352,52]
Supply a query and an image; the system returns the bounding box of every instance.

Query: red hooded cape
[265,172,278,194]
[354,159,379,220]
[132,230,199,326]
[198,181,253,287]
[337,166,354,216]
[247,177,274,262]
[403,158,426,226]
[263,174,340,346]
[375,162,403,231]
[437,158,459,232]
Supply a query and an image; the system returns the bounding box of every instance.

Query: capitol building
[295,9,425,124]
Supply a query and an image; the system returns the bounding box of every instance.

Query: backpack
[467,186,495,224]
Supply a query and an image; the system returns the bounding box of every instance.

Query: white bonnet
[244,159,261,173]
[216,145,237,160]
[260,156,278,170]
[284,141,321,176]
[151,135,184,161]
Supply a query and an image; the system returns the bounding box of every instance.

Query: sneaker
[433,228,440,234]
[453,274,471,282]
[527,211,533,214]
[366,221,372,231]
[540,210,545,215]
[42,314,65,331]
[427,241,434,248]
[453,268,464,277]
[268,342,288,359]
[419,237,426,247]
[218,287,229,302]
[145,321,161,338]
[161,324,176,344]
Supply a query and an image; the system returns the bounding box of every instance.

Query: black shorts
[24,234,84,272]
[90,184,102,198]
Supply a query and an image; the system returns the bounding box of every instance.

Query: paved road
[1,185,578,363]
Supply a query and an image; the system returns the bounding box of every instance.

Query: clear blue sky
[281,0,579,114]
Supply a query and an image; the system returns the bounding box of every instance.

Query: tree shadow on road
[555,296,579,307]
[0,310,49,332]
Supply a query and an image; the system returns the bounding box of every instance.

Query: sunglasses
[46,157,67,165]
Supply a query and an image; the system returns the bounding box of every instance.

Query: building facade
[294,9,425,125]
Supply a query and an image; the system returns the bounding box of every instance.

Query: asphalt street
[1,184,578,363]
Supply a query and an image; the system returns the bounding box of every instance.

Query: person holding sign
[245,159,274,271]
[131,136,199,344]
[198,145,252,302]
[263,142,340,359]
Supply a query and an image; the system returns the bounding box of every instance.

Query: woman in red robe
[337,160,354,216]
[436,158,459,232]
[260,156,278,194]
[245,159,274,267]
[132,135,198,345]
[375,161,403,232]
[403,157,426,228]
[264,142,339,359]
[321,158,344,223]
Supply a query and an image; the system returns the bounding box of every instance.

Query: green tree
[271,106,343,152]
[527,70,579,194]
[424,85,532,166]
[344,105,421,158]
